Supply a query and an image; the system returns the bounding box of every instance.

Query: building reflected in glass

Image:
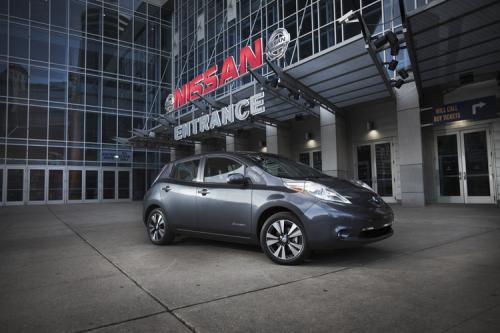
[0,0,172,203]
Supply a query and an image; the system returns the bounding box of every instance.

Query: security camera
[338,10,359,24]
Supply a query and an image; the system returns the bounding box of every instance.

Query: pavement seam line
[171,266,352,312]
[45,206,198,333]
[73,310,168,333]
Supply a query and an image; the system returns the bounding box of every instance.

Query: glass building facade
[0,0,173,204]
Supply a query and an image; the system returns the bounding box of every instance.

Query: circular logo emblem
[266,28,290,61]
[164,93,175,113]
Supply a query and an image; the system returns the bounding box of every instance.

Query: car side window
[170,159,200,182]
[204,157,244,183]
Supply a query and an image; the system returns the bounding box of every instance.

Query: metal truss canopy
[404,0,500,90]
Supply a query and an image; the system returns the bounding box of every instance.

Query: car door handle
[198,188,210,196]
[162,185,171,192]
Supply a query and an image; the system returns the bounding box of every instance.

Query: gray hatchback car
[143,152,393,265]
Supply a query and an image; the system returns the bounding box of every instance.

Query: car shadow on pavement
[172,236,393,266]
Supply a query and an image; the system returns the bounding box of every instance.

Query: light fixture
[305,132,313,141]
[387,59,398,71]
[113,154,120,159]
[394,79,404,89]
[397,68,409,79]
[373,31,400,56]
[366,121,375,131]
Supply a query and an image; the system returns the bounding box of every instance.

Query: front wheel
[260,212,309,265]
[147,208,174,245]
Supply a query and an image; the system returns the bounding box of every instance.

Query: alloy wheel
[148,212,166,241]
[265,219,304,260]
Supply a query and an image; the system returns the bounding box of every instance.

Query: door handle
[198,188,210,196]
[162,185,171,192]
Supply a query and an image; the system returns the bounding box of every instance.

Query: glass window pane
[103,170,115,199]
[69,35,86,68]
[0,62,6,96]
[103,43,118,73]
[85,112,100,142]
[85,148,98,161]
[104,8,118,39]
[204,158,244,183]
[9,23,29,58]
[357,145,372,187]
[87,3,102,36]
[118,115,131,138]
[134,50,146,79]
[103,79,117,108]
[29,106,48,140]
[31,0,50,24]
[133,83,145,111]
[68,72,85,104]
[119,46,133,76]
[50,69,67,102]
[86,75,101,106]
[9,0,28,19]
[48,146,65,160]
[30,27,49,62]
[49,108,66,141]
[86,170,99,199]
[67,110,85,142]
[7,145,26,159]
[48,170,63,201]
[69,0,87,32]
[30,66,49,100]
[118,81,132,110]
[0,21,7,55]
[0,103,5,137]
[68,170,82,200]
[50,31,68,65]
[8,63,29,98]
[102,113,117,143]
[68,147,83,161]
[7,169,24,202]
[171,159,200,182]
[134,17,146,46]
[8,104,27,138]
[29,169,45,201]
[86,39,101,71]
[51,0,68,28]
[28,146,47,160]
[119,13,133,43]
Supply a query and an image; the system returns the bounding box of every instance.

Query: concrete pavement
[0,203,499,332]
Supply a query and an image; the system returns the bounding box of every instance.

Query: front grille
[359,226,392,238]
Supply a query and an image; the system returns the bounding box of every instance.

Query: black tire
[260,212,309,265]
[147,208,175,245]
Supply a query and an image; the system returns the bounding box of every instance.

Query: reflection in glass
[68,170,82,200]
[30,27,49,62]
[103,43,118,73]
[48,147,65,160]
[463,131,490,197]
[375,143,393,197]
[103,79,117,108]
[87,3,102,36]
[68,110,85,142]
[118,81,132,110]
[49,108,66,141]
[118,171,130,199]
[29,169,45,201]
[69,35,86,68]
[357,145,372,187]
[7,169,24,202]
[86,170,99,200]
[9,23,29,59]
[50,69,67,102]
[437,134,460,196]
[134,17,147,46]
[68,72,85,104]
[102,113,117,143]
[86,75,101,106]
[51,0,68,28]
[28,146,47,159]
[86,39,102,71]
[30,66,49,100]
[69,0,87,32]
[104,8,118,39]
[8,104,27,138]
[9,63,29,98]
[48,170,63,200]
[103,170,115,199]
[118,115,131,138]
[85,112,100,143]
[29,106,48,140]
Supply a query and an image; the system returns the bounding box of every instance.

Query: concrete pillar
[226,135,235,152]
[169,147,176,162]
[320,106,338,177]
[194,142,202,155]
[265,125,291,157]
[396,82,425,206]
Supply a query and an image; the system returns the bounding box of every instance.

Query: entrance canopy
[404,0,500,91]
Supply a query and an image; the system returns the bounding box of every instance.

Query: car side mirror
[227,173,247,185]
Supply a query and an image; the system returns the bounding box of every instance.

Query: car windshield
[242,153,325,179]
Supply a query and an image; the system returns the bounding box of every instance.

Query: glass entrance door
[436,129,494,204]
[85,169,100,201]
[28,168,46,203]
[355,141,396,202]
[102,169,116,200]
[6,168,25,204]
[68,169,83,202]
[48,169,64,203]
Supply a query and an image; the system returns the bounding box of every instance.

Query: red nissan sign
[170,38,263,111]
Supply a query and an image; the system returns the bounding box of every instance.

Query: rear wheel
[147,208,174,245]
[260,212,309,265]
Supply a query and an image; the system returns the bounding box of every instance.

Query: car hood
[301,177,383,207]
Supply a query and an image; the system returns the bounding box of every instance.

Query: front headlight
[350,179,376,193]
[283,180,351,204]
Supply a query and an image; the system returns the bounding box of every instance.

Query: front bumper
[303,201,394,249]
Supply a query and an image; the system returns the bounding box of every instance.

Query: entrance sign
[169,39,263,111]
[174,92,266,140]
[266,28,290,61]
[421,96,497,125]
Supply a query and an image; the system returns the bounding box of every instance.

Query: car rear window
[170,159,200,182]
